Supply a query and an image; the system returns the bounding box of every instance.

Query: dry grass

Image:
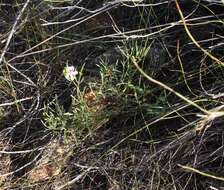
[0,0,224,189]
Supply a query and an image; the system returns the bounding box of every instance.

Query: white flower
[63,65,78,82]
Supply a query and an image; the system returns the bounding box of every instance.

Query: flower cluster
[63,65,78,82]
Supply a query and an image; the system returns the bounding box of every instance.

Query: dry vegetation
[0,0,224,189]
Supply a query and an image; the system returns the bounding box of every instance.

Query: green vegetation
[0,0,224,189]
